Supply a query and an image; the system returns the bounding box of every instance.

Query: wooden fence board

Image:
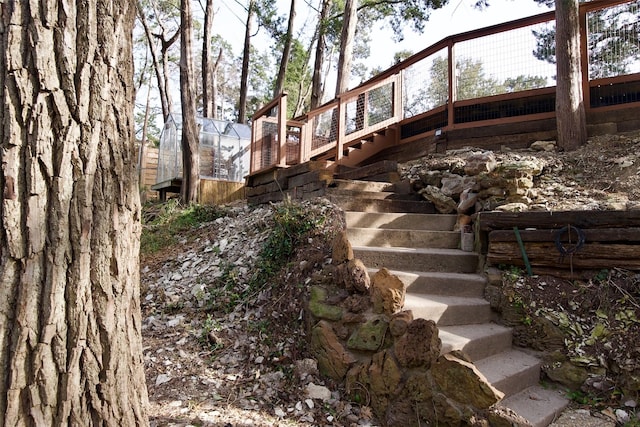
[200,180,245,205]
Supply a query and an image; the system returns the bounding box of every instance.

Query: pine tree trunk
[311,0,331,109]
[274,0,297,98]
[238,0,255,124]
[202,0,215,117]
[555,0,587,151]
[0,1,149,425]
[335,0,358,96]
[180,0,200,203]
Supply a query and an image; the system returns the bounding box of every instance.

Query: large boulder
[332,230,353,265]
[431,353,504,408]
[440,173,476,198]
[495,158,545,178]
[419,185,457,214]
[464,152,497,176]
[418,170,446,187]
[370,268,405,315]
[338,258,370,293]
[309,286,343,321]
[368,350,403,398]
[457,189,479,213]
[347,316,389,351]
[310,320,356,380]
[544,359,589,390]
[389,310,413,337]
[394,318,441,368]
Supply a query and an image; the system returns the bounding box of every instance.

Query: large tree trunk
[180,0,200,203]
[0,1,149,425]
[555,0,587,151]
[311,0,331,109]
[273,0,297,98]
[238,0,255,124]
[335,0,358,96]
[202,0,215,117]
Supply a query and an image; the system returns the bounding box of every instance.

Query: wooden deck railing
[250,0,640,175]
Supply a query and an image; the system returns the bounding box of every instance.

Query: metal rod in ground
[513,226,533,276]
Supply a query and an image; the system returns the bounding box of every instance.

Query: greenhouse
[156,113,251,184]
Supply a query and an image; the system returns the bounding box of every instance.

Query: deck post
[336,97,345,161]
[277,94,288,167]
[447,40,456,128]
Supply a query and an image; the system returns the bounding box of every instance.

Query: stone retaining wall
[306,232,527,426]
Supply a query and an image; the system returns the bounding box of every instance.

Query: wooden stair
[314,127,398,167]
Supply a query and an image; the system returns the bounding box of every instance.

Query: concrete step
[404,294,492,326]
[338,181,554,426]
[439,323,513,361]
[353,246,479,273]
[474,349,542,398]
[345,212,457,231]
[376,270,486,297]
[498,385,569,427]
[328,195,435,214]
[347,227,460,249]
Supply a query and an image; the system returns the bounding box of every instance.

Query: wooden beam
[478,210,640,231]
[489,227,640,243]
[335,160,397,180]
[488,241,640,270]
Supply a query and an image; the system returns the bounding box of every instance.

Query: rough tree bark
[555,0,587,151]
[238,0,255,124]
[0,1,149,425]
[180,0,201,203]
[202,0,215,117]
[335,0,358,96]
[311,0,331,109]
[273,0,297,98]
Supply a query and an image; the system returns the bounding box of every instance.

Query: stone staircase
[328,178,568,427]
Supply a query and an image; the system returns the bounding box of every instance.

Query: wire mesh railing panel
[591,79,640,107]
[400,109,448,139]
[454,92,555,123]
[311,106,338,151]
[402,48,448,119]
[344,95,365,136]
[286,125,301,165]
[368,82,394,126]
[258,120,278,170]
[454,21,556,101]
[587,1,640,79]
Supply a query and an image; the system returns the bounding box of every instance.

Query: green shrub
[140,201,228,254]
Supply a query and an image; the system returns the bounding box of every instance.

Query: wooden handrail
[252,92,287,121]
[249,0,639,175]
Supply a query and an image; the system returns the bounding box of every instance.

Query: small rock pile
[306,231,528,426]
[405,147,547,218]
[401,132,640,215]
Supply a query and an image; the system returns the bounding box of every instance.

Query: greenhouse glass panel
[156,113,251,183]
